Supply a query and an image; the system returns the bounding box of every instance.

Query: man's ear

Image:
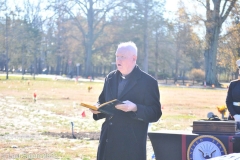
[133,55,137,62]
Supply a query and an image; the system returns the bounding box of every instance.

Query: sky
[165,0,205,19]
[4,0,205,37]
[165,0,179,13]
[3,0,191,25]
[5,0,189,18]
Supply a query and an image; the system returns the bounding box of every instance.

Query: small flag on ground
[81,111,86,117]
[33,92,37,102]
[33,92,37,98]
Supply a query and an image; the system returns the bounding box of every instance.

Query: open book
[80,99,123,115]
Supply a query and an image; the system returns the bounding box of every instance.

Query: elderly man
[90,41,162,160]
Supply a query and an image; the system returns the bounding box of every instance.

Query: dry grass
[0,77,229,160]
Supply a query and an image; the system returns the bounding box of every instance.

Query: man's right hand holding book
[115,100,137,112]
[89,100,137,114]
[89,102,101,114]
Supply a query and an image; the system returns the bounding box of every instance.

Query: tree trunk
[21,45,25,80]
[204,13,221,86]
[154,33,159,79]
[174,46,180,84]
[204,26,220,86]
[84,43,92,77]
[84,0,94,77]
[142,0,149,73]
[56,55,61,75]
[33,48,37,79]
[203,0,237,86]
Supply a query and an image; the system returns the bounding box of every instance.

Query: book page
[99,99,119,108]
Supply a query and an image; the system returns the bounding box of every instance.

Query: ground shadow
[42,131,100,140]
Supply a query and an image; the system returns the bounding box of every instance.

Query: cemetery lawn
[0,76,228,160]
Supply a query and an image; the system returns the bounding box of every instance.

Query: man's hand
[89,102,101,114]
[115,100,137,112]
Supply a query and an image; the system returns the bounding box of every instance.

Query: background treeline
[0,0,240,85]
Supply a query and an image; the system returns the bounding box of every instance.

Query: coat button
[106,139,108,142]
[109,122,112,125]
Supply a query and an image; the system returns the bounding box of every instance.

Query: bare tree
[47,0,124,77]
[128,0,164,73]
[23,0,44,79]
[0,0,7,79]
[0,0,7,11]
[197,0,237,86]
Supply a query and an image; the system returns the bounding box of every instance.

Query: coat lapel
[108,71,120,100]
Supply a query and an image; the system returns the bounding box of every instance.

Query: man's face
[115,48,137,76]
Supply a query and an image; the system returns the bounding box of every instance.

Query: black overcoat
[226,79,240,116]
[93,65,162,160]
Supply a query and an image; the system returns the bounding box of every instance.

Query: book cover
[80,99,123,116]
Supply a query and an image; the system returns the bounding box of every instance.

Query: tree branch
[206,0,211,20]
[0,0,7,11]
[92,41,117,54]
[74,0,88,16]
[220,0,228,18]
[93,1,123,30]
[220,0,237,24]
[197,0,207,8]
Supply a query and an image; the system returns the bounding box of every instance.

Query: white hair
[117,41,138,56]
